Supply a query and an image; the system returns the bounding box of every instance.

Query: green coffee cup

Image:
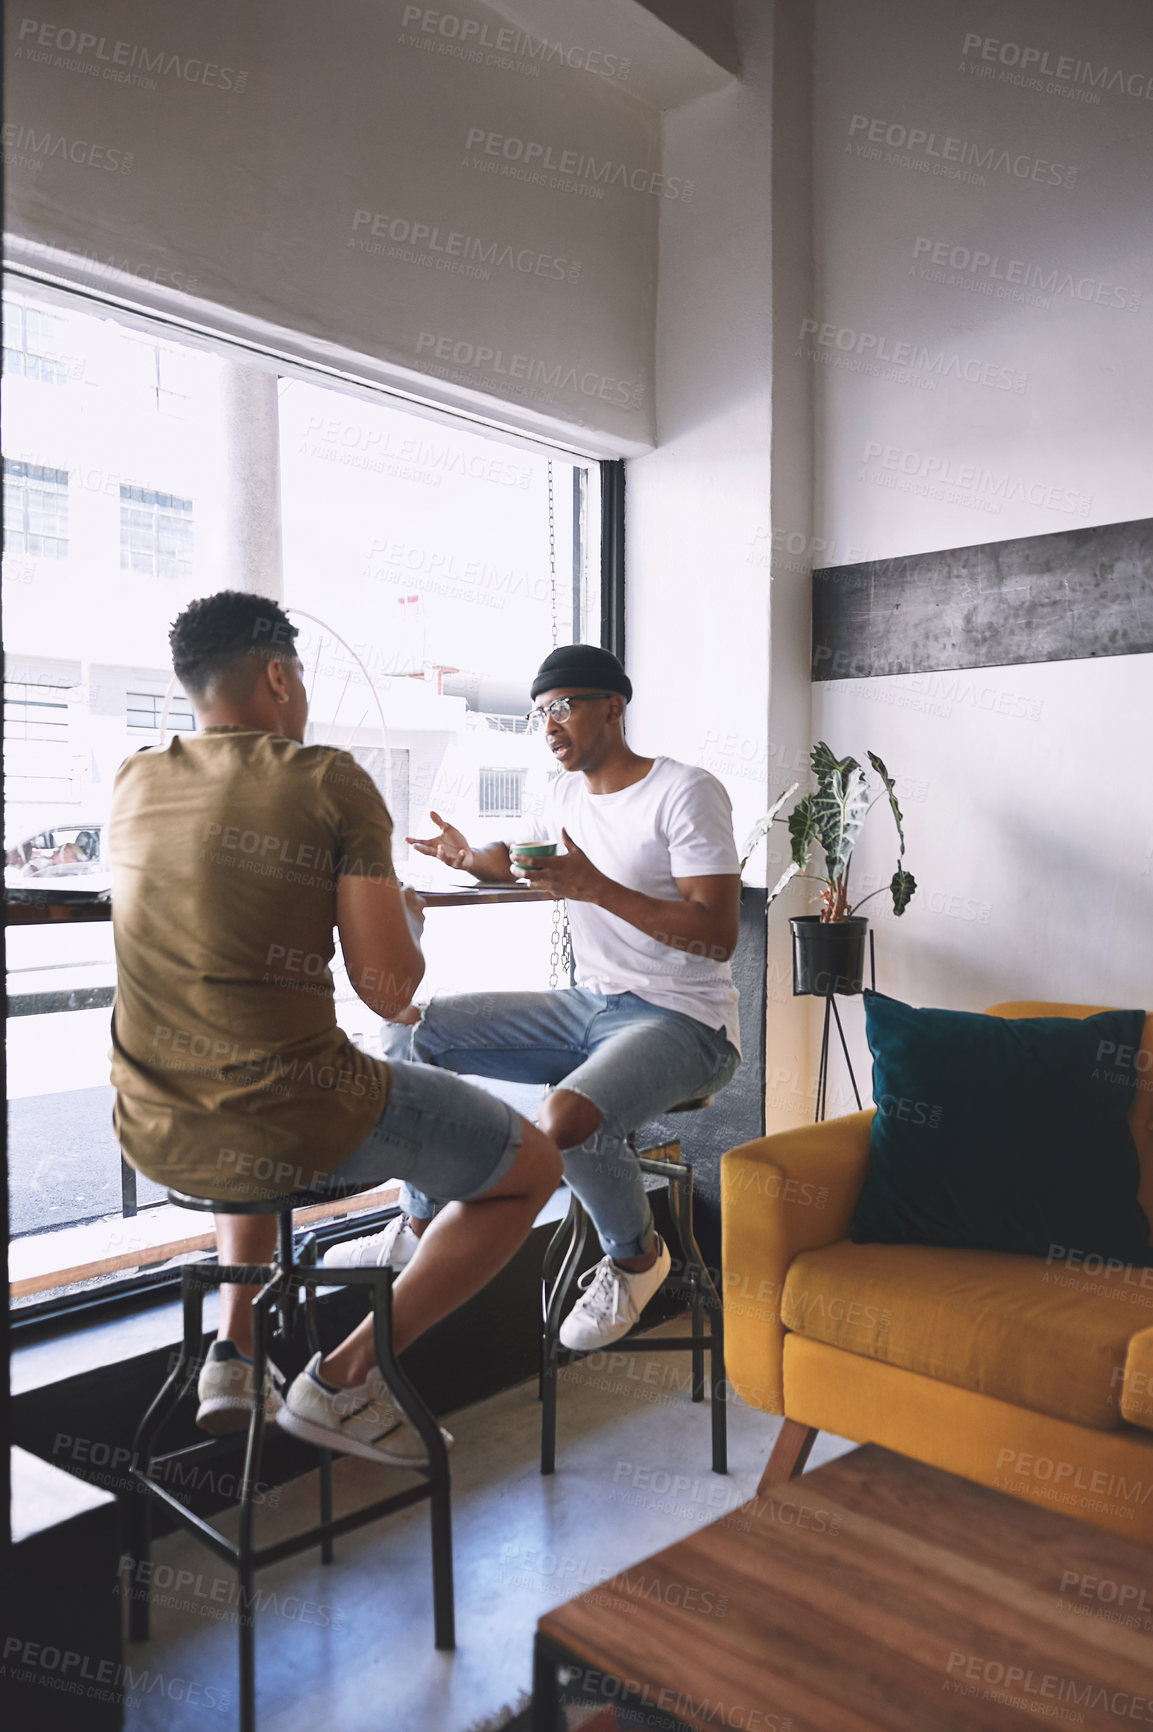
[512,841,557,871]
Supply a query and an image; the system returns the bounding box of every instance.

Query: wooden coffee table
[533,1444,1153,1730]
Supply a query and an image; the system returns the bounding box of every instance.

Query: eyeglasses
[525,693,611,732]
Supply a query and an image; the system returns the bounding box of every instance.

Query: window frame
[2,295,71,385]
[126,691,196,733]
[118,482,195,581]
[4,677,77,806]
[121,331,195,417]
[4,289,626,1338]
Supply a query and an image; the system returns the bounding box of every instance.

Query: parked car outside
[5,822,111,896]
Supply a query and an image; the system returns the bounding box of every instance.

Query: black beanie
[530,644,632,703]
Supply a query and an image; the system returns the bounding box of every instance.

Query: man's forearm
[351,948,425,1019]
[469,842,516,885]
[592,879,734,961]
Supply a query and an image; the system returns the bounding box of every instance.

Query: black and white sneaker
[277,1353,452,1467]
[196,1340,283,1435]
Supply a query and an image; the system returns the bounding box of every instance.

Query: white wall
[625,5,773,859]
[4,0,668,448]
[806,0,1153,1093]
[627,0,828,1130]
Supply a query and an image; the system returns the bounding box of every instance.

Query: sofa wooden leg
[757,1420,818,1493]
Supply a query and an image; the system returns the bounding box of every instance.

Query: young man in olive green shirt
[110,591,560,1464]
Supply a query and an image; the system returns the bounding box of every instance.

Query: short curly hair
[169,591,298,695]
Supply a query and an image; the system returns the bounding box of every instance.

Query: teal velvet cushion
[851,992,1152,1264]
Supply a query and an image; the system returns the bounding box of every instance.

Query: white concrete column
[214,362,283,599]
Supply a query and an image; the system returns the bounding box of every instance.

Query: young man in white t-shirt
[325,644,742,1350]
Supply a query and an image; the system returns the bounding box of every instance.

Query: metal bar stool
[539,1097,726,1476]
[127,1184,454,1732]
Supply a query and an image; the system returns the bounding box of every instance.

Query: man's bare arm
[337,875,426,1019]
[595,873,741,962]
[514,832,741,961]
[466,842,517,885]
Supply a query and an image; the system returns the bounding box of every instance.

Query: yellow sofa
[721,1002,1153,1543]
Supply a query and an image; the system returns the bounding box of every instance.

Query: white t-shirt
[514,756,742,1054]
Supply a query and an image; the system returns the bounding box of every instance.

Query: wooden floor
[539,1444,1153,1731]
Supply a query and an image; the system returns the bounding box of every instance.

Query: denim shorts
[312,1059,523,1203]
[383,987,741,1258]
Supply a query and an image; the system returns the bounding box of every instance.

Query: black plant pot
[789,915,869,997]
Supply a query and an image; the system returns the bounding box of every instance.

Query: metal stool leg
[317,1455,336,1565]
[299,1235,337,1565]
[539,1337,559,1476]
[540,1193,588,1476]
[676,1167,728,1472]
[274,1208,297,1342]
[128,1268,208,1641]
[672,1165,706,1403]
[688,1269,705,1403]
[539,1191,572,1304]
[237,1280,276,1732]
[125,1461,152,1644]
[538,1192,575,1400]
[638,1149,729,1474]
[710,1296,728,1476]
[428,1464,455,1651]
[680,1172,728,1474]
[368,1271,455,1650]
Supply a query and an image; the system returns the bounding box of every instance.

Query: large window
[3,280,605,1314]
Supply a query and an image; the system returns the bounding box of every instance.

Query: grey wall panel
[812,518,1153,681]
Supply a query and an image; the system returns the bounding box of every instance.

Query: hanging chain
[546,458,573,989]
[548,460,558,651]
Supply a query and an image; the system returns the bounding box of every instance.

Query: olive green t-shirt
[109,727,394,1203]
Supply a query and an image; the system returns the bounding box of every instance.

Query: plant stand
[812,931,876,1123]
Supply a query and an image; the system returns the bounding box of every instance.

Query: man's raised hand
[405,812,473,872]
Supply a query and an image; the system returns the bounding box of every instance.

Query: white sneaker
[277,1353,453,1467]
[559,1237,673,1352]
[321,1215,421,1273]
[196,1340,283,1435]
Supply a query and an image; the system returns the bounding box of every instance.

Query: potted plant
[741,743,917,996]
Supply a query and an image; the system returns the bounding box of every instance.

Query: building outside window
[119,484,194,580]
[2,298,71,385]
[4,680,76,806]
[482,714,530,735]
[122,335,196,417]
[4,679,71,745]
[3,460,69,558]
[478,766,527,818]
[126,691,196,732]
